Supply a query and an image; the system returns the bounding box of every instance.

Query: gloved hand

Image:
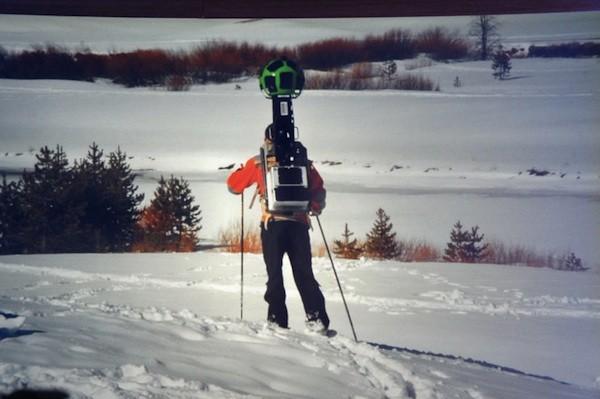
[309,203,322,216]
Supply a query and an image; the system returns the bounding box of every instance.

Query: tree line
[333,208,587,271]
[0,144,202,254]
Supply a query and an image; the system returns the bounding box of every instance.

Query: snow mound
[0,313,25,333]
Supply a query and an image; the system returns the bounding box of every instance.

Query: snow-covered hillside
[1,253,599,398]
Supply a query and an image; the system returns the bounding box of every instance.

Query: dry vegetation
[304,70,436,91]
[0,26,470,89]
[218,221,262,253]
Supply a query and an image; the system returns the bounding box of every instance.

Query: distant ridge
[0,0,599,18]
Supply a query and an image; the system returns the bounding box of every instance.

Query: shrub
[107,49,175,87]
[333,223,363,259]
[415,27,470,60]
[218,220,262,253]
[554,252,588,271]
[304,70,347,90]
[0,26,469,88]
[386,74,435,91]
[350,62,377,80]
[297,38,363,70]
[133,206,198,252]
[165,74,192,91]
[312,243,327,258]
[485,241,588,271]
[404,56,433,71]
[1,45,84,80]
[305,69,436,91]
[398,239,441,262]
[363,29,416,61]
[528,42,600,58]
[485,240,546,267]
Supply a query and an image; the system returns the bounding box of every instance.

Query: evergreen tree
[333,223,362,259]
[492,49,511,80]
[443,221,469,262]
[558,252,586,271]
[73,142,108,251]
[105,147,144,251]
[381,60,397,82]
[444,221,489,263]
[364,208,400,259]
[463,225,489,262]
[137,175,201,252]
[22,145,82,253]
[0,174,25,254]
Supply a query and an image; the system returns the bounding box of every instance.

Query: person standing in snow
[226,125,330,332]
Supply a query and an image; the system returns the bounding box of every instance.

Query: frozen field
[1,11,599,52]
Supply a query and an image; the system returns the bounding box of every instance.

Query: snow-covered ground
[1,12,600,398]
[1,253,599,398]
[1,12,599,52]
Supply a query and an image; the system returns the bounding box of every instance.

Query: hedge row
[0,27,468,87]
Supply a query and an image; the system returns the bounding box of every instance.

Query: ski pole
[240,191,244,320]
[315,215,358,342]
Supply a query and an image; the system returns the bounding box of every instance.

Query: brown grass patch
[218,221,262,253]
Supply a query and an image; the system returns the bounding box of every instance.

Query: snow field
[0,252,599,398]
[1,12,599,52]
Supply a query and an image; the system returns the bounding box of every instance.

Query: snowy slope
[1,253,599,398]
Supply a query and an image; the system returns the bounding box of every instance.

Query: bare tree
[469,15,501,60]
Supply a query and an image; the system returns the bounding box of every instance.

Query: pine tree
[558,252,586,271]
[333,223,362,259]
[73,142,108,251]
[136,175,201,252]
[463,225,489,262]
[381,60,397,82]
[104,147,144,251]
[444,221,489,263]
[22,145,82,253]
[444,221,467,262]
[364,208,400,260]
[0,174,25,254]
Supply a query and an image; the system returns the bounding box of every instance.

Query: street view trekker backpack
[258,58,310,213]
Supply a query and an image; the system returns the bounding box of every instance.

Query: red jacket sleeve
[226,156,263,195]
[308,162,326,213]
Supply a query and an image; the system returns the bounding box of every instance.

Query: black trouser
[261,220,329,329]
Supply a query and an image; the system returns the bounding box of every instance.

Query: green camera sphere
[259,58,305,98]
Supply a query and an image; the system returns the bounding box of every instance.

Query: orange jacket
[227,155,326,225]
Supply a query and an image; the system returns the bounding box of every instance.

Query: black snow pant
[260,220,329,329]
